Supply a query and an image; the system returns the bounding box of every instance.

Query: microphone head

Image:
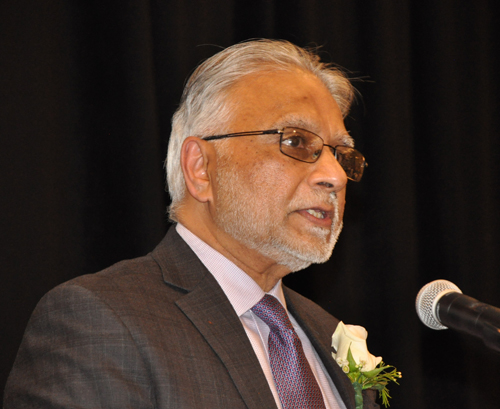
[416,279,462,330]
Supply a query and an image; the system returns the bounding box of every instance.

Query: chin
[269,220,343,273]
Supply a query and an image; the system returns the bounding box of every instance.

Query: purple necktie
[252,294,326,409]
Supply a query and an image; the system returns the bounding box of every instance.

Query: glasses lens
[279,128,366,182]
[335,146,366,182]
[280,128,323,163]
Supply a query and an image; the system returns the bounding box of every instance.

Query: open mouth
[305,208,327,220]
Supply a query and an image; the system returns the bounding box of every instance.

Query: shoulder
[30,256,158,326]
[23,229,198,349]
[43,225,199,314]
[62,252,165,300]
[22,251,175,348]
[5,233,199,408]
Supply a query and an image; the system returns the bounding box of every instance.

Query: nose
[306,147,347,193]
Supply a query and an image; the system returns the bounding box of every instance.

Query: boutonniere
[331,322,401,409]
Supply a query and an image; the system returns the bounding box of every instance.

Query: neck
[178,212,291,292]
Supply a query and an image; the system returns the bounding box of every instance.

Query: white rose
[331,321,382,372]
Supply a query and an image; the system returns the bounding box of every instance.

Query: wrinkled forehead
[218,70,352,144]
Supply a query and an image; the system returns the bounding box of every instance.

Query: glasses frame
[202,127,367,182]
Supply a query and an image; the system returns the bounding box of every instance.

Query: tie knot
[251,294,293,332]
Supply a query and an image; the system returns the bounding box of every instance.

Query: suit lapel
[284,287,356,409]
[152,228,357,409]
[152,227,277,409]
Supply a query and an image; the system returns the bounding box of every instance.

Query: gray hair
[166,39,355,221]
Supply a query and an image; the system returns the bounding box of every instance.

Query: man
[5,39,376,408]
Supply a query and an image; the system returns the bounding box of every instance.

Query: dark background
[1,1,499,408]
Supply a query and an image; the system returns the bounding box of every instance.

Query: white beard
[213,150,343,272]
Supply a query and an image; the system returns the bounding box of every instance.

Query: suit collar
[152,226,277,409]
[152,226,356,409]
[151,226,209,291]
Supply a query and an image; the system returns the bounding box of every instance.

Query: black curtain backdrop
[1,1,499,408]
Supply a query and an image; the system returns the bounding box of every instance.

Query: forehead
[224,69,351,145]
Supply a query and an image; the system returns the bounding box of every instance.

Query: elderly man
[5,40,375,409]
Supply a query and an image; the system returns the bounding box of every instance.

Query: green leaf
[334,340,400,408]
[347,345,358,373]
[362,366,387,378]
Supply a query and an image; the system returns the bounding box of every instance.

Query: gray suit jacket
[5,227,379,409]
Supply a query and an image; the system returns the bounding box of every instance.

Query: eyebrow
[270,115,317,132]
[332,131,355,148]
[270,115,355,148]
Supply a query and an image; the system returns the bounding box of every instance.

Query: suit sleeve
[4,283,155,409]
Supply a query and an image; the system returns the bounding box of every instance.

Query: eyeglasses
[202,127,367,182]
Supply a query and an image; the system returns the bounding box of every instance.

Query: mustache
[287,190,338,211]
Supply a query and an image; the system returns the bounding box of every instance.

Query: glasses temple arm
[202,129,280,141]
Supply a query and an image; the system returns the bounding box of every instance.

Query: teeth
[306,209,325,219]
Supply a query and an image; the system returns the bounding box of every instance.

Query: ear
[180,137,213,203]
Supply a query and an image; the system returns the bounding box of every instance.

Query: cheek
[247,158,300,200]
[231,140,305,201]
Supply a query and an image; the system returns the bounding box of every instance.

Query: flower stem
[353,382,364,409]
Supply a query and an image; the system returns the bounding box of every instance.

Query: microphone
[416,279,500,353]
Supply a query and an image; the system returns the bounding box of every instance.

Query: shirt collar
[175,223,287,315]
